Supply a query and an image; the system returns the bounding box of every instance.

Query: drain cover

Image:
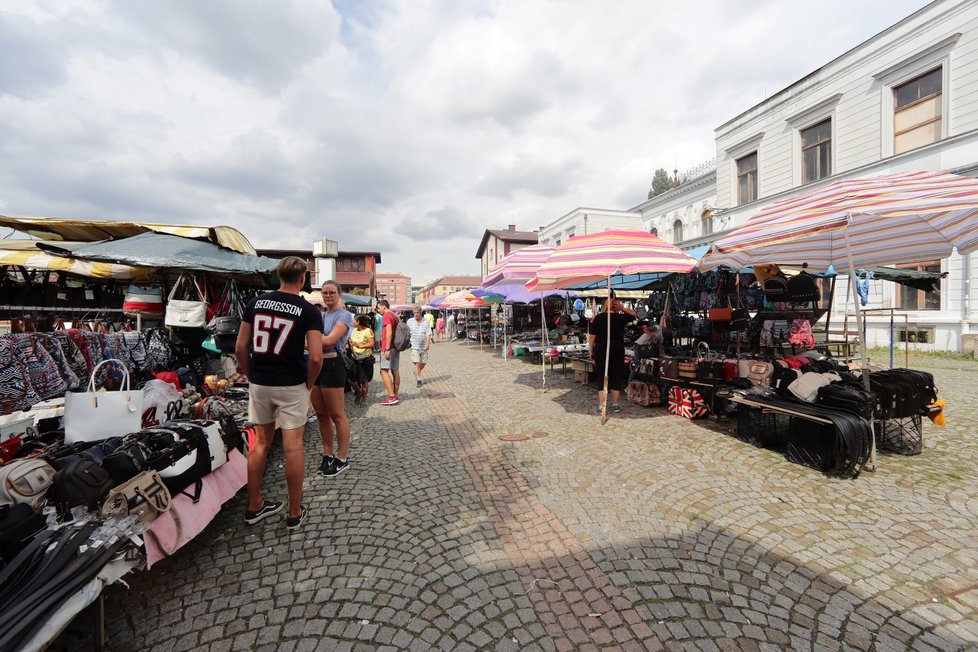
[499,434,529,442]
[530,431,549,438]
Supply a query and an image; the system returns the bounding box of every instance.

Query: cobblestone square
[56,343,978,651]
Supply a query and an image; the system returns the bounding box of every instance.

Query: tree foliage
[648,168,673,198]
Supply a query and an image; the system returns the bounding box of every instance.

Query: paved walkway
[55,343,978,651]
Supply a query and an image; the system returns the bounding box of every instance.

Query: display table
[144,448,247,568]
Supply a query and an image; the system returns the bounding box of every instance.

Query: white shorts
[410,349,429,364]
[249,383,309,430]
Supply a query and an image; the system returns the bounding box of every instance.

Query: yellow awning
[0,215,257,255]
[0,242,149,280]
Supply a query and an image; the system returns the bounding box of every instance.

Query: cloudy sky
[0,0,929,285]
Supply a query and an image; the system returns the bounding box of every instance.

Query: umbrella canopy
[483,244,557,288]
[527,230,698,291]
[440,290,488,308]
[492,285,576,304]
[0,240,149,280]
[698,171,978,272]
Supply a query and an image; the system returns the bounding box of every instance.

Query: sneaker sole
[244,503,283,525]
[286,508,308,531]
[324,464,349,478]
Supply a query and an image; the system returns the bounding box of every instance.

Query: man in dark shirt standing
[588,291,635,418]
[236,257,323,530]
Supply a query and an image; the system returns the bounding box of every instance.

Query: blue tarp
[39,232,280,276]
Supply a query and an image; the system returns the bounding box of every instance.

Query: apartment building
[375,273,411,305]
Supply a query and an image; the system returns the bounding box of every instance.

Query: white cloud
[0,0,930,286]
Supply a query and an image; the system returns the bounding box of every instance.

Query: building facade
[375,273,411,305]
[536,208,643,247]
[475,225,538,279]
[257,248,381,297]
[419,275,483,306]
[635,164,719,250]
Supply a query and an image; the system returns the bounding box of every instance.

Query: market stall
[0,218,279,648]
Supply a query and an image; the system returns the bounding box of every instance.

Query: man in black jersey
[236,257,323,530]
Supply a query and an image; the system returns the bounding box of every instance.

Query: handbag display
[0,459,55,508]
[677,361,698,380]
[210,278,242,353]
[99,470,172,524]
[747,361,775,388]
[47,458,115,514]
[123,284,164,317]
[165,274,209,329]
[64,358,144,444]
[667,387,710,419]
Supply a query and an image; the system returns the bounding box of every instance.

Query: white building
[710,0,978,351]
[536,208,642,247]
[634,163,718,250]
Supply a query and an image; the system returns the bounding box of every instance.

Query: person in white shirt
[407,307,432,387]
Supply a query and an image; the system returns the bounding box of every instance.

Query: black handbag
[47,459,116,516]
[210,278,242,353]
[787,272,820,304]
[102,440,151,485]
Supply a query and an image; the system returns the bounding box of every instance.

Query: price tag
[57,292,67,300]
[85,289,95,300]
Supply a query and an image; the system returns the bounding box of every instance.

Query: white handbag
[165,274,208,328]
[64,359,144,444]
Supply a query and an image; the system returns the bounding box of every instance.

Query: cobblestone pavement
[55,343,978,651]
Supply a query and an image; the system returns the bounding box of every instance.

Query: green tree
[648,168,673,198]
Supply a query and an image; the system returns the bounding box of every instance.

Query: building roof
[257,248,382,263]
[336,271,374,286]
[376,273,411,280]
[475,226,538,258]
[423,275,483,291]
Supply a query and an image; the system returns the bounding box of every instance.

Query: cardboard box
[574,369,587,383]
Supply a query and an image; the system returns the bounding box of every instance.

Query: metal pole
[843,214,875,469]
[601,276,612,424]
[540,293,547,391]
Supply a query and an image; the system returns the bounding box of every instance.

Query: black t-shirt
[590,311,632,359]
[241,291,323,386]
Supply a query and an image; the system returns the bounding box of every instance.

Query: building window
[554,239,561,246]
[700,210,713,237]
[801,119,831,183]
[337,257,365,273]
[894,68,942,154]
[672,220,684,243]
[737,152,758,205]
[896,262,941,310]
[650,227,658,237]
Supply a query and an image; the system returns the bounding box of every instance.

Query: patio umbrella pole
[844,215,876,470]
[601,276,611,425]
[540,293,548,391]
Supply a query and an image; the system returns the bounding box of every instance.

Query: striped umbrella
[698,171,978,272]
[698,170,978,468]
[483,244,557,288]
[526,230,698,291]
[525,231,697,422]
[483,244,561,375]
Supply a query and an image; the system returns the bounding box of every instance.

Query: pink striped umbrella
[525,231,697,422]
[526,230,698,291]
[483,244,557,288]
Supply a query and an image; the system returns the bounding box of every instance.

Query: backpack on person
[393,319,412,352]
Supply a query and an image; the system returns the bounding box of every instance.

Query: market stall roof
[38,232,278,276]
[301,291,373,307]
[0,215,257,255]
[564,245,710,291]
[0,240,150,280]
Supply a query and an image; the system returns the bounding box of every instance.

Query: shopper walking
[377,300,401,405]
[349,314,375,405]
[237,256,323,530]
[435,313,445,343]
[311,280,354,478]
[407,307,432,387]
